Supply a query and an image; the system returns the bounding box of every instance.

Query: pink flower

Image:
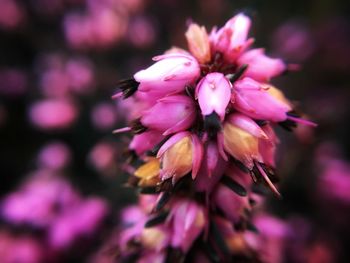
[210,13,253,62]
[129,130,165,156]
[91,103,117,130]
[0,232,44,263]
[128,16,156,48]
[141,95,196,135]
[212,164,252,223]
[222,113,266,169]
[232,77,292,122]
[37,142,72,170]
[48,197,108,249]
[88,141,117,173]
[157,132,203,182]
[65,58,95,94]
[169,199,206,252]
[0,0,25,29]
[195,142,227,193]
[271,21,315,62]
[318,158,350,204]
[196,72,231,120]
[259,125,279,168]
[29,99,78,130]
[134,53,200,96]
[113,12,315,262]
[237,48,286,81]
[1,171,80,227]
[213,183,250,223]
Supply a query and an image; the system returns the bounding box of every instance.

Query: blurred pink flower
[63,8,127,49]
[128,17,156,48]
[113,12,315,261]
[91,103,118,130]
[134,53,200,96]
[29,99,78,130]
[48,197,108,249]
[271,21,315,62]
[0,231,44,263]
[38,54,95,97]
[318,158,350,204]
[245,214,290,263]
[66,58,95,94]
[88,141,117,173]
[37,142,72,170]
[0,0,25,29]
[1,170,80,227]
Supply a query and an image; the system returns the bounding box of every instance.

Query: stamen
[113,127,132,134]
[287,115,318,127]
[111,92,123,99]
[255,161,281,198]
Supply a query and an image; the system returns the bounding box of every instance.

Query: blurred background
[0,0,349,262]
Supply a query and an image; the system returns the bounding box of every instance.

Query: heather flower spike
[113,12,316,262]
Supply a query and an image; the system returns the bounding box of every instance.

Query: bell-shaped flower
[134,158,161,187]
[237,48,286,81]
[134,53,200,96]
[195,142,227,193]
[210,13,253,62]
[169,199,206,252]
[185,23,211,64]
[232,77,292,122]
[129,130,165,156]
[222,113,266,169]
[213,216,251,255]
[213,165,252,222]
[141,226,170,251]
[196,72,231,120]
[259,125,279,168]
[157,132,203,182]
[141,95,196,135]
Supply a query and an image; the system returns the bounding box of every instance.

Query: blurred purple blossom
[37,142,72,171]
[29,99,78,130]
[0,0,25,29]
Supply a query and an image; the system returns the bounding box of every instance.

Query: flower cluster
[113,13,315,262]
[0,170,108,251]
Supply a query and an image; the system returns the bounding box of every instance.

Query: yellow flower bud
[185,23,211,64]
[134,158,161,187]
[141,228,167,250]
[223,123,261,169]
[161,136,193,181]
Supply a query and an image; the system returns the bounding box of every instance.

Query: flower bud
[185,23,211,64]
[129,130,165,155]
[157,132,203,182]
[170,199,206,252]
[141,227,169,251]
[237,48,286,81]
[223,115,262,169]
[134,53,200,96]
[134,158,161,187]
[141,95,196,135]
[210,13,253,62]
[233,77,292,122]
[196,72,231,120]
